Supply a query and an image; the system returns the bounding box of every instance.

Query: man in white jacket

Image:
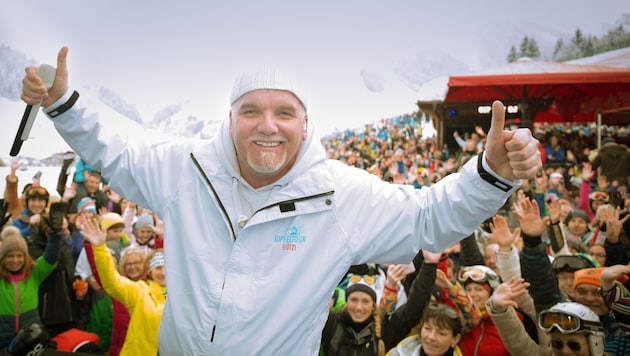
[21,47,541,355]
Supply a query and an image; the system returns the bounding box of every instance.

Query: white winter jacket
[46,89,518,355]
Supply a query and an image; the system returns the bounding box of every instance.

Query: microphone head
[38,64,56,89]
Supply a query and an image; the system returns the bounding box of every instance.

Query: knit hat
[574,267,628,291]
[99,212,124,231]
[573,268,602,290]
[0,227,28,260]
[77,197,97,214]
[133,213,154,231]
[148,251,165,272]
[345,282,377,303]
[230,67,307,111]
[565,209,590,225]
[105,241,121,263]
[601,137,615,146]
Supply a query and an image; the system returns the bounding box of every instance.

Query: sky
[0,0,628,160]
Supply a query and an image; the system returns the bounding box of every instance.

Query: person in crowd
[76,212,166,355]
[73,211,128,331]
[68,197,97,265]
[600,263,630,337]
[590,137,630,186]
[0,203,64,349]
[12,185,50,239]
[125,208,163,250]
[4,157,27,220]
[22,46,541,354]
[564,208,596,245]
[572,267,630,354]
[487,278,608,356]
[579,163,610,221]
[544,134,567,166]
[66,168,108,224]
[551,254,599,301]
[321,249,445,355]
[75,212,129,295]
[386,303,463,356]
[454,264,518,356]
[589,244,607,268]
[107,246,148,356]
[321,275,386,356]
[84,241,121,354]
[24,201,77,337]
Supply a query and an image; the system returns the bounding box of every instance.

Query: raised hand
[488,214,520,251]
[512,197,548,236]
[22,46,69,108]
[490,278,530,309]
[600,263,630,291]
[76,212,106,246]
[484,101,542,180]
[581,163,595,182]
[435,269,453,290]
[385,264,407,289]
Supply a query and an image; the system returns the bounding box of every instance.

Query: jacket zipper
[252,190,335,216]
[14,281,19,332]
[190,153,237,241]
[191,153,334,345]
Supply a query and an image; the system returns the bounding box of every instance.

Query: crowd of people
[1,117,629,355]
[1,45,628,355]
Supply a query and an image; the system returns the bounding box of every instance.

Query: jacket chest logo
[273,225,306,251]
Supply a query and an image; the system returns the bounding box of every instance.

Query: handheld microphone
[10,64,56,157]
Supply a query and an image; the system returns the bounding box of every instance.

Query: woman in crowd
[320,249,443,355]
[0,203,64,348]
[386,303,463,356]
[76,212,165,355]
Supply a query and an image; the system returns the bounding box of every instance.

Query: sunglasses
[589,191,608,202]
[538,310,602,334]
[26,186,49,199]
[550,339,584,352]
[428,303,459,320]
[348,274,376,285]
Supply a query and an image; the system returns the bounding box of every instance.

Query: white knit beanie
[230,66,307,111]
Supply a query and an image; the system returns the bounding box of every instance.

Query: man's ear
[302,116,309,140]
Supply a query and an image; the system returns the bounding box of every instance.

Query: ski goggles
[550,339,586,352]
[538,310,602,334]
[348,274,376,285]
[25,186,49,200]
[457,266,491,284]
[551,255,592,272]
[589,191,608,202]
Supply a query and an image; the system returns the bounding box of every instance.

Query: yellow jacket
[93,244,165,356]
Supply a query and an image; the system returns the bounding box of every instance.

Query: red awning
[444,59,630,123]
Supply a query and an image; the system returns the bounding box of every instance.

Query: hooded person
[23,47,542,354]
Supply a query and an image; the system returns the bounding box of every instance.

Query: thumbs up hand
[484,101,541,181]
